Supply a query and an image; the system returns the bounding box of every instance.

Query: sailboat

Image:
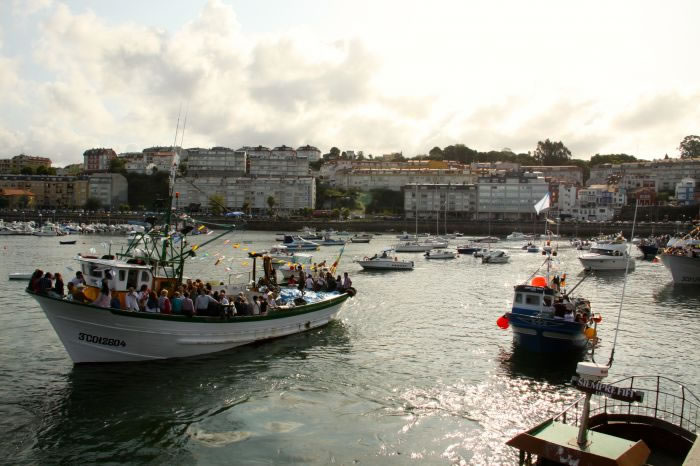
[506,203,698,465]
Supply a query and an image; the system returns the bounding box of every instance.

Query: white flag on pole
[534,192,551,214]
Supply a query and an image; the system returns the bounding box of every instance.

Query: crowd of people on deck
[28,267,354,318]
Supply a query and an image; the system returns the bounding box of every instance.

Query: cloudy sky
[1,0,698,166]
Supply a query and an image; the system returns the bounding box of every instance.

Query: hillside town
[1,139,699,223]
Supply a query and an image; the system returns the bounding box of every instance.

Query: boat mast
[435,184,439,236]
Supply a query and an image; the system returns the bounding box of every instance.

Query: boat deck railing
[553,375,699,438]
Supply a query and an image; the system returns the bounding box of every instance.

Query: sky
[0,0,698,166]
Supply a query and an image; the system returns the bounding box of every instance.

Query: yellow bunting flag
[192,244,199,251]
[242,261,249,266]
[243,248,248,251]
[223,239,231,245]
[198,225,205,231]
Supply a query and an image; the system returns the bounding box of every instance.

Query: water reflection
[654,283,700,310]
[497,346,584,385]
[27,321,351,464]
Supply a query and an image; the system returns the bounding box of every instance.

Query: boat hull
[506,313,589,353]
[579,255,636,271]
[660,253,700,284]
[357,260,413,270]
[30,292,350,363]
[638,244,658,259]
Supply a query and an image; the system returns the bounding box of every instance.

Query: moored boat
[659,226,700,284]
[394,241,433,252]
[350,233,372,243]
[424,249,456,259]
[482,250,510,264]
[579,235,636,271]
[356,249,414,270]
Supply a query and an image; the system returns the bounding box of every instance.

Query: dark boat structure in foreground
[507,372,698,465]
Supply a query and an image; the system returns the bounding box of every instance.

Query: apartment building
[83,148,117,173]
[88,173,128,208]
[173,176,316,214]
[522,165,583,185]
[248,153,309,177]
[333,167,474,192]
[0,174,89,208]
[589,159,700,192]
[186,147,246,175]
[675,178,697,205]
[476,172,549,220]
[296,145,322,162]
[403,183,478,219]
[0,154,53,173]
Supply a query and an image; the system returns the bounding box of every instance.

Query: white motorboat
[421,237,449,249]
[507,232,533,241]
[394,241,434,252]
[350,233,372,243]
[482,250,510,264]
[521,242,539,253]
[33,224,61,236]
[318,235,346,246]
[279,235,320,251]
[9,272,33,280]
[424,250,456,259]
[473,247,490,258]
[356,250,414,270]
[26,219,354,364]
[474,236,499,243]
[579,235,636,271]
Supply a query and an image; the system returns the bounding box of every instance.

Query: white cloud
[0,0,699,164]
[12,0,53,16]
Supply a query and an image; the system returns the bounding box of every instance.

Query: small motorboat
[482,250,510,264]
[356,250,414,270]
[350,233,372,243]
[60,240,77,245]
[9,273,33,280]
[424,250,456,260]
[457,243,479,254]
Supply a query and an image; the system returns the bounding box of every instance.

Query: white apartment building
[476,172,549,220]
[589,159,700,192]
[186,147,246,175]
[578,184,626,208]
[558,185,578,213]
[88,173,128,208]
[403,183,478,219]
[271,145,296,157]
[173,176,315,214]
[237,145,271,159]
[296,145,321,162]
[248,154,309,177]
[523,165,583,185]
[675,178,697,205]
[332,168,474,192]
[568,205,616,222]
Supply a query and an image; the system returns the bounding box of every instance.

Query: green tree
[589,153,637,166]
[19,195,30,208]
[47,167,57,175]
[119,204,130,212]
[177,162,188,176]
[85,197,102,210]
[209,194,225,215]
[340,207,350,220]
[20,166,34,175]
[429,146,443,159]
[35,165,49,175]
[109,158,126,173]
[533,139,572,165]
[679,135,700,159]
[330,147,340,158]
[364,188,404,214]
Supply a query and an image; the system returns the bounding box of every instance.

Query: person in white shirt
[125,287,140,311]
[305,276,315,290]
[69,271,86,288]
[265,291,277,309]
[195,289,216,314]
[251,296,261,315]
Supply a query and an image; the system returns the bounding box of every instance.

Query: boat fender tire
[346,287,357,297]
[363,256,369,261]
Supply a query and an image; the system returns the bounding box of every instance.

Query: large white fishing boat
[659,226,700,284]
[26,166,354,364]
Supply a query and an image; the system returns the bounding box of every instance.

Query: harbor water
[1,231,699,464]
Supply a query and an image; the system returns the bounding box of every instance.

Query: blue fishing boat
[504,281,597,353]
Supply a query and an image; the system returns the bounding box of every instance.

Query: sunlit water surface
[1,231,698,464]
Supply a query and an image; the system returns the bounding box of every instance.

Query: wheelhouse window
[88,265,103,278]
[118,270,126,282]
[141,271,150,282]
[514,293,523,303]
[525,294,540,306]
